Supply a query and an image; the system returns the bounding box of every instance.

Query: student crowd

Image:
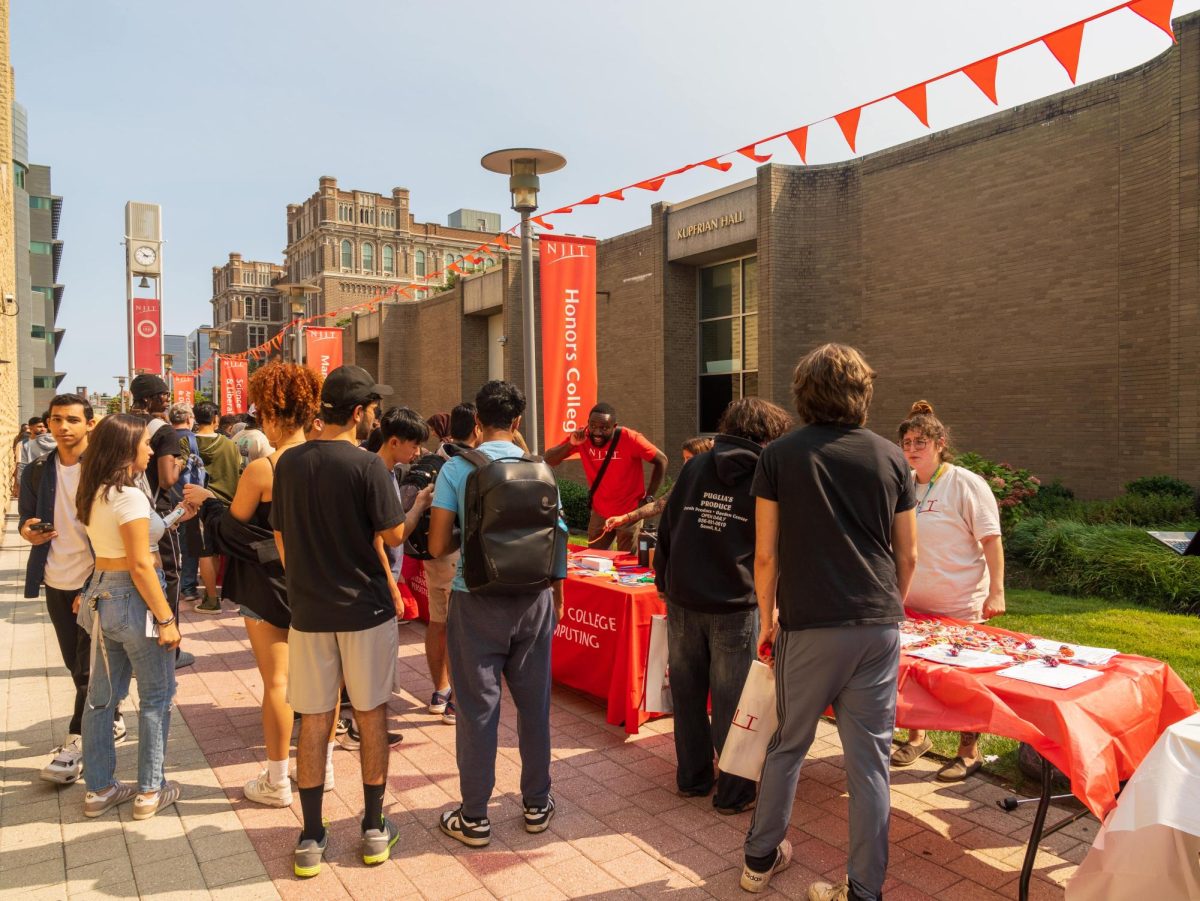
[16,342,1004,901]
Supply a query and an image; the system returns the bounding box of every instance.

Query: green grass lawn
[918,587,1200,787]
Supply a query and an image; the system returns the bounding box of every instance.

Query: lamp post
[197,327,230,410]
[160,353,174,399]
[114,375,127,413]
[481,148,566,455]
[275,283,320,365]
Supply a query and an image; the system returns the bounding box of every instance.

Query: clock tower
[124,201,163,379]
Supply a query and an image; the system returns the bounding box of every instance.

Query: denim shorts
[239,604,265,623]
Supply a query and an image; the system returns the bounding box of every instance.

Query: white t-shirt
[86,484,166,558]
[906,464,1002,623]
[236,429,274,467]
[43,459,95,591]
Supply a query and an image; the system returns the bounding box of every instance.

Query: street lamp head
[481,148,566,214]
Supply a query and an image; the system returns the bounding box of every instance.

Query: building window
[477,218,487,231]
[31,324,46,339]
[338,202,352,222]
[362,242,375,273]
[382,244,394,275]
[33,285,54,303]
[359,207,374,225]
[34,376,56,389]
[341,240,353,270]
[29,196,52,210]
[260,297,271,320]
[13,162,26,190]
[248,325,267,348]
[415,250,426,277]
[698,256,758,433]
[30,241,52,255]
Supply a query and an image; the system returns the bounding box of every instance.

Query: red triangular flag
[1043,22,1085,83]
[737,144,772,163]
[547,206,573,215]
[634,177,666,192]
[603,189,625,201]
[963,56,999,104]
[578,195,601,205]
[532,216,553,230]
[835,108,862,153]
[1129,0,1175,42]
[896,83,930,127]
[447,262,462,274]
[700,157,733,172]
[786,127,808,163]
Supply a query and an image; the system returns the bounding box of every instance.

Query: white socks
[267,758,288,787]
[326,741,336,788]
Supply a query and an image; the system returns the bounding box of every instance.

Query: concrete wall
[0,0,21,501]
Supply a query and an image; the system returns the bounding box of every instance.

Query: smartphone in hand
[29,522,55,533]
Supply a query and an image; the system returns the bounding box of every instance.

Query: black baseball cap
[320,365,393,410]
[130,373,170,401]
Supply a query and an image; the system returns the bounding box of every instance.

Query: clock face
[134,245,157,266]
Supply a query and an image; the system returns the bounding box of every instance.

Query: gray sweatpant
[446,587,555,820]
[745,624,900,901]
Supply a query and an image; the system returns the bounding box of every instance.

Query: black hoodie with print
[653,434,761,613]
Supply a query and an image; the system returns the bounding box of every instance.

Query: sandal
[890,738,932,767]
[936,757,983,782]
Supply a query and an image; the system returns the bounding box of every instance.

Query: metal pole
[520,210,539,455]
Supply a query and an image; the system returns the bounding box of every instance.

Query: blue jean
[180,550,199,595]
[79,570,176,793]
[666,603,759,810]
[446,588,555,819]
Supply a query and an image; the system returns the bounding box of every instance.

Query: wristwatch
[641,494,655,507]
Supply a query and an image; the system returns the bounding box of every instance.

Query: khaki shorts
[287,618,398,714]
[424,553,457,624]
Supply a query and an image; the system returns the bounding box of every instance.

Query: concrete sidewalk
[0,498,1084,899]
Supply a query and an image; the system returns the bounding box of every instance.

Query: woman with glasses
[889,400,1004,782]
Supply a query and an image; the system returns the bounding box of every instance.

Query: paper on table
[1027,638,1119,666]
[995,660,1104,690]
[905,644,1014,668]
[899,632,926,649]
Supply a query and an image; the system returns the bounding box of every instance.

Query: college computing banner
[132,298,162,375]
[172,375,194,406]
[539,235,598,449]
[220,357,248,415]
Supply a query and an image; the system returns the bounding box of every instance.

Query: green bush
[1024,478,1075,518]
[954,452,1041,530]
[1125,475,1195,499]
[1009,517,1200,614]
[1075,492,1196,527]
[558,478,590,531]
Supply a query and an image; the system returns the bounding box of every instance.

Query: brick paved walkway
[0,503,1086,899]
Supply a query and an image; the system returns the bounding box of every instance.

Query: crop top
[86,485,166,557]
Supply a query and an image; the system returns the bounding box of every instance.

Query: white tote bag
[642,614,673,714]
[718,661,779,781]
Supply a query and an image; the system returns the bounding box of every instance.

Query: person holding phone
[75,414,189,820]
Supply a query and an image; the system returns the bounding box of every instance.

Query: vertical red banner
[132,298,162,374]
[173,375,194,407]
[304,327,344,378]
[221,357,248,415]
[539,235,598,448]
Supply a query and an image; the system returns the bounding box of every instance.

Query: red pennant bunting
[1043,22,1085,83]
[493,235,511,250]
[738,144,773,163]
[447,262,462,274]
[700,157,733,172]
[835,107,862,153]
[548,206,574,215]
[467,254,483,265]
[578,195,601,206]
[963,56,999,104]
[895,83,930,127]
[786,127,808,163]
[603,189,625,201]
[634,177,666,192]
[1129,0,1174,41]
[532,216,554,229]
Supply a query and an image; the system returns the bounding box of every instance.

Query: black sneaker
[336,718,360,751]
[388,730,403,749]
[523,795,555,834]
[439,807,491,847]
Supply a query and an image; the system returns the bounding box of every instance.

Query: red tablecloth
[895,614,1197,818]
[553,568,664,734]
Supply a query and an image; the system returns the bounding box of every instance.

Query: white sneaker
[40,735,83,784]
[289,764,336,792]
[244,768,294,807]
[113,713,127,744]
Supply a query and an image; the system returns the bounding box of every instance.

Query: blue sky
[10,0,1194,395]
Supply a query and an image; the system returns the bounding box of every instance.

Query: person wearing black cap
[130,374,193,669]
[271,365,432,877]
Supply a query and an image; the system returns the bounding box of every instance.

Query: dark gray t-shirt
[271,440,404,632]
[751,423,916,631]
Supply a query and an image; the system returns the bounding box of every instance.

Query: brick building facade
[347,12,1200,500]
[210,253,287,357]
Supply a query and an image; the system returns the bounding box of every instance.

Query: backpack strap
[587,427,622,509]
[458,448,494,472]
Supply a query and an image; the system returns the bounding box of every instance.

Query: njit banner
[539,235,598,448]
[173,376,195,407]
[220,357,248,415]
[132,298,162,375]
[304,327,343,378]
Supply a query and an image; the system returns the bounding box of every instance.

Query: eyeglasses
[901,438,931,451]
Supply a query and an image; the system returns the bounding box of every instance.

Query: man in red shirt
[544,403,667,552]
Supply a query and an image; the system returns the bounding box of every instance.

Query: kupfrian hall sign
[676,210,746,240]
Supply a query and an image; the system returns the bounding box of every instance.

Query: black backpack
[399,453,446,560]
[459,448,565,596]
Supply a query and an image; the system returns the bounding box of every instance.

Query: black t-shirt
[146,420,184,505]
[270,440,404,632]
[751,423,916,631]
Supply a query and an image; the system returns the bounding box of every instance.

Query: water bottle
[638,530,657,569]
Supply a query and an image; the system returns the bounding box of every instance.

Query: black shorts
[184,517,203,557]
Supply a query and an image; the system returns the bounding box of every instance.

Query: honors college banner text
[304,327,343,378]
[221,357,248,415]
[173,376,194,406]
[539,235,598,448]
[132,298,162,375]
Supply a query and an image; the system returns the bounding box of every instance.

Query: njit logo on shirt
[916,499,941,515]
[586,445,622,462]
